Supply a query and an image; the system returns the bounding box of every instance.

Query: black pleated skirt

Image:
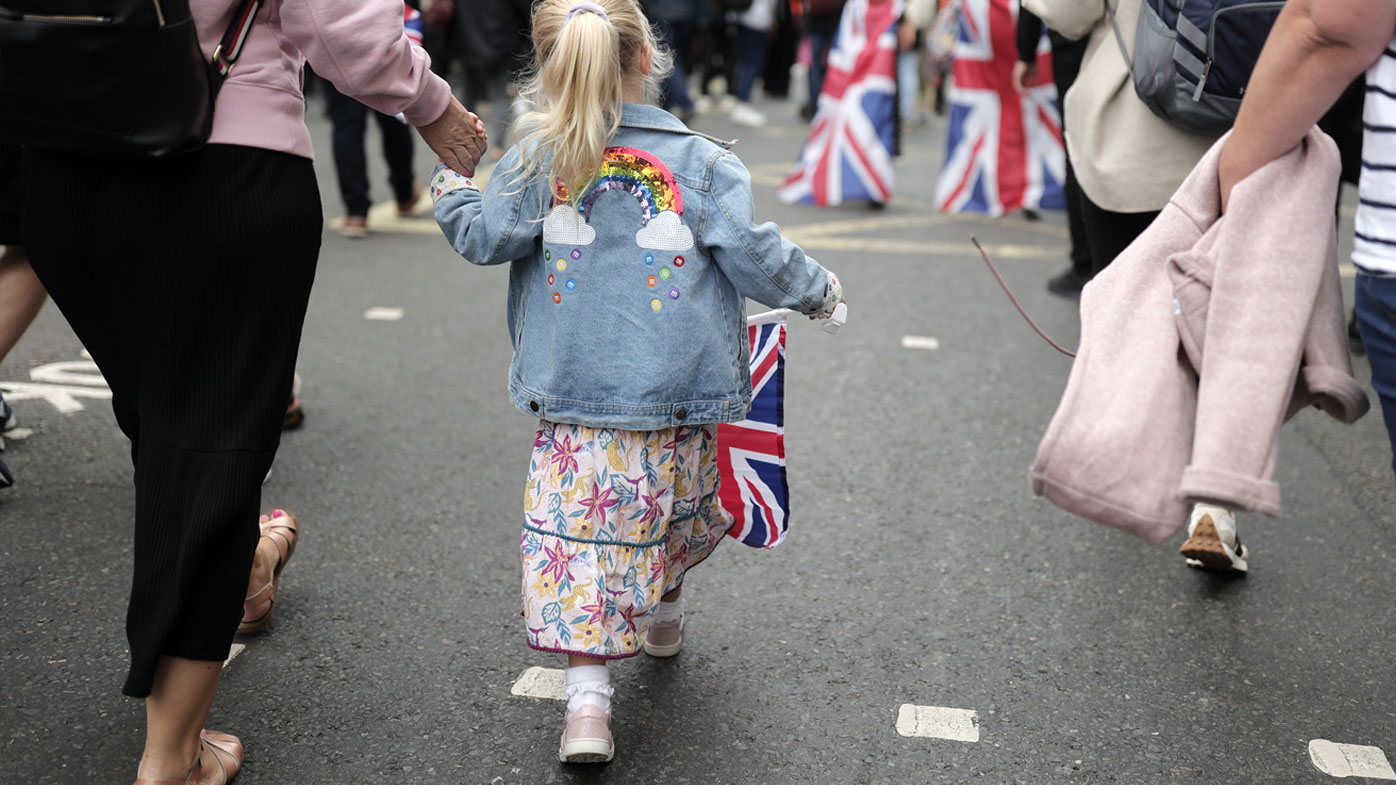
[21,144,322,697]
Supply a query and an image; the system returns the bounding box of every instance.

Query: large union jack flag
[718,316,790,549]
[934,0,1064,215]
[777,0,902,206]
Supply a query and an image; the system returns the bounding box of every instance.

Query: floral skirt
[521,420,733,658]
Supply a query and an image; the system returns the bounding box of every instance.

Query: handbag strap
[212,0,263,77]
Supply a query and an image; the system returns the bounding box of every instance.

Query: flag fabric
[404,4,423,46]
[934,0,1065,216]
[718,316,790,549]
[777,0,903,206]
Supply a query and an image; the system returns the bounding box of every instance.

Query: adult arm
[1218,0,1396,209]
[1021,0,1098,42]
[280,0,486,173]
[1014,3,1043,93]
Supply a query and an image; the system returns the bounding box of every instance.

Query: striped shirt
[1354,42,1396,275]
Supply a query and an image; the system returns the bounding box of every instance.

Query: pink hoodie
[192,0,452,159]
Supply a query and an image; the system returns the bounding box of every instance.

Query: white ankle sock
[565,664,612,713]
[653,596,685,624]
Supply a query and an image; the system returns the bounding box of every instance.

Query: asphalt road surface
[3,88,1394,785]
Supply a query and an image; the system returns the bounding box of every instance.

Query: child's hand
[810,271,844,320]
[417,97,488,177]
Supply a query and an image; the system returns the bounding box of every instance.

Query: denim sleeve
[706,151,833,314]
[432,148,543,266]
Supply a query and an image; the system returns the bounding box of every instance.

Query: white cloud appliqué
[542,204,596,246]
[634,210,693,251]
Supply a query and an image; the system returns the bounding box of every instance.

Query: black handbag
[0,0,261,159]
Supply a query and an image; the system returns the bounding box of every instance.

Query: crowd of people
[1,0,1395,781]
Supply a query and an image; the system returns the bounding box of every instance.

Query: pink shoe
[558,704,614,763]
[642,615,684,658]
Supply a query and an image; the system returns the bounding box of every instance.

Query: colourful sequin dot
[659,268,671,280]
[650,299,663,311]
[673,255,685,267]
[557,259,567,271]
[553,292,562,304]
[566,279,576,290]
[437,174,446,184]
[570,249,582,260]
[669,288,680,300]
[548,274,555,285]
[646,275,658,287]
[645,253,655,265]
[545,249,552,261]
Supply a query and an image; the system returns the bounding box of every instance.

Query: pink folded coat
[1031,127,1370,545]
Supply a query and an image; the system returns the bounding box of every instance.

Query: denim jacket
[432,103,837,430]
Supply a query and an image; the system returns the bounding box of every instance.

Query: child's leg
[561,656,614,763]
[643,584,686,658]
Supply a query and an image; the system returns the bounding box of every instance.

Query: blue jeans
[1356,272,1396,478]
[735,25,769,102]
[807,29,835,106]
[656,19,696,113]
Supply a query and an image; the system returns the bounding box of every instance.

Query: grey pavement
[2,88,1395,785]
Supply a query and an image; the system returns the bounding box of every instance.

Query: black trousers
[22,144,322,697]
[1078,190,1159,276]
[1051,38,1091,275]
[324,81,417,217]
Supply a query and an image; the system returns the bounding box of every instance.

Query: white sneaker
[730,103,767,127]
[1179,503,1248,573]
[693,95,713,114]
[717,93,737,113]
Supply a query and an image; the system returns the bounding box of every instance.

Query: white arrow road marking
[28,360,108,387]
[0,382,113,414]
[896,704,980,742]
[510,666,566,701]
[1310,740,1396,780]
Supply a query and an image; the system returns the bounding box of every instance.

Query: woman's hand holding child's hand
[418,96,488,176]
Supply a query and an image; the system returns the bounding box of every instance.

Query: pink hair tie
[566,1,609,22]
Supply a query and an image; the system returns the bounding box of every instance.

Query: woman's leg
[0,244,46,362]
[137,658,222,778]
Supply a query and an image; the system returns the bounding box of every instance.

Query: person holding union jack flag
[430,0,845,764]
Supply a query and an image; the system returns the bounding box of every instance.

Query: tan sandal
[238,508,299,635]
[133,730,243,785]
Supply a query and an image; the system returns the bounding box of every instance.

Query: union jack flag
[934,0,1065,215]
[404,4,423,46]
[777,0,902,206]
[718,316,790,549]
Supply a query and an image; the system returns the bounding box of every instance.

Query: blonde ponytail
[513,0,671,205]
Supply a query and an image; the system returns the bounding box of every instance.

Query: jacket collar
[619,103,734,148]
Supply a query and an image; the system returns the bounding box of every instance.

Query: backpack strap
[1103,0,1136,77]
[212,0,263,77]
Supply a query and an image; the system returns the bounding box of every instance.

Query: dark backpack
[1106,0,1283,135]
[0,0,260,159]
[804,0,846,18]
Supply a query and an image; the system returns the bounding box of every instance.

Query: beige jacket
[1021,0,1219,212]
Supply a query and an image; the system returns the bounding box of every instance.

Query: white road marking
[28,360,108,387]
[0,382,112,414]
[364,307,405,321]
[222,644,246,670]
[895,704,980,742]
[902,335,941,351]
[1309,740,1396,780]
[510,666,566,701]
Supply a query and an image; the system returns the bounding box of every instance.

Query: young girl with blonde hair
[431,0,843,763]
